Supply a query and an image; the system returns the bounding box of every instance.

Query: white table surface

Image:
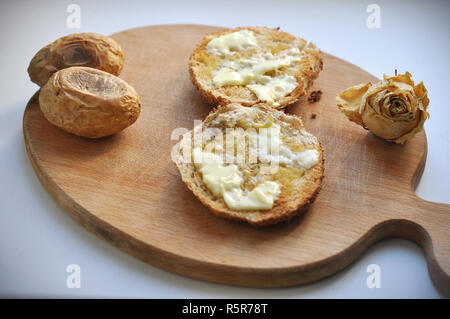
[0,0,448,298]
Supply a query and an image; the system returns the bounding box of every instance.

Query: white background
[0,0,448,298]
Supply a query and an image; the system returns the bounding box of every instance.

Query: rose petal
[336,83,371,126]
[385,71,414,87]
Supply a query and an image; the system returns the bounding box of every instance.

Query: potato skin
[39,66,140,138]
[28,33,124,87]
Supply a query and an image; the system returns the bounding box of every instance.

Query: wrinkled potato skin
[39,67,140,138]
[28,33,124,87]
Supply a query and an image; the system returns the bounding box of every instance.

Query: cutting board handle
[381,195,450,296]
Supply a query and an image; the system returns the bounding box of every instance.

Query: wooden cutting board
[23,25,450,295]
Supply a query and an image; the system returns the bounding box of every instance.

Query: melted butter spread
[256,117,320,169]
[207,30,302,106]
[247,76,298,106]
[193,148,280,210]
[192,116,320,211]
[206,30,257,54]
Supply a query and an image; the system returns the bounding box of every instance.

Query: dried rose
[336,72,429,144]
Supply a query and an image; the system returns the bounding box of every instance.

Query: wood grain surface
[23,25,450,295]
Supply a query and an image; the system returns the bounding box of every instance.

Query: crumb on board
[308,90,322,103]
[310,113,317,119]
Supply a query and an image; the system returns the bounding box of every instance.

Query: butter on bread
[189,27,323,109]
[174,103,324,226]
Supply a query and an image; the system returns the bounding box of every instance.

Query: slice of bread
[189,27,322,109]
[174,103,324,226]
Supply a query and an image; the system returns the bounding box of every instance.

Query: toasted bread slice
[174,103,324,226]
[189,27,322,109]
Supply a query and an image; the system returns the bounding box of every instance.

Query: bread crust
[189,27,323,109]
[174,103,324,226]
